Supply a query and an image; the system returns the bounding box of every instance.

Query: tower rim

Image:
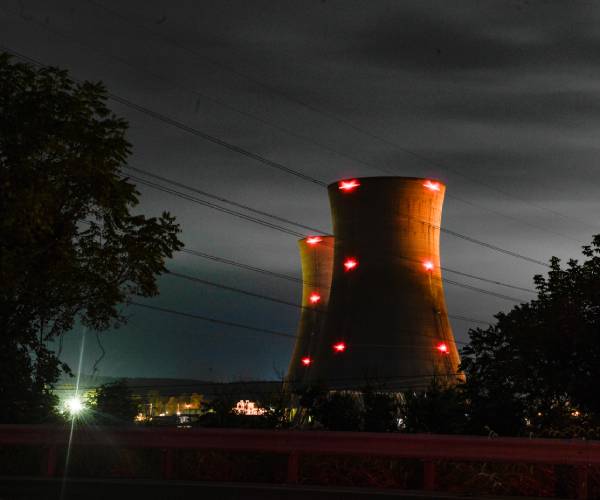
[328,176,445,190]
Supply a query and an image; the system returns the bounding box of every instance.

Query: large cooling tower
[286,235,334,389]
[306,177,461,390]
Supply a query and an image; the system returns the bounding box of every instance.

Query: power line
[165,268,491,326]
[442,278,522,303]
[166,269,326,314]
[129,168,548,272]
[130,300,472,348]
[125,166,327,235]
[129,301,296,340]
[0,46,326,188]
[2,45,552,270]
[128,170,540,295]
[53,369,461,394]
[81,0,597,234]
[181,248,304,285]
[127,174,307,238]
[9,5,583,246]
[173,252,492,326]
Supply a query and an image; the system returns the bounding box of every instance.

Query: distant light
[65,396,84,416]
[338,179,360,192]
[344,258,358,271]
[424,180,441,191]
[301,356,312,366]
[309,292,321,304]
[333,342,346,353]
[436,342,449,354]
[423,261,434,271]
[306,236,323,245]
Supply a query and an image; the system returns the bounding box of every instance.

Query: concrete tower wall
[306,177,461,390]
[286,235,334,388]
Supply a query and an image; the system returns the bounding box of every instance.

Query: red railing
[1,425,599,497]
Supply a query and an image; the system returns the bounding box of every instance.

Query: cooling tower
[286,235,334,390]
[305,177,461,390]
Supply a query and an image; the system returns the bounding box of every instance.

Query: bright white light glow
[309,292,321,304]
[423,261,434,271]
[344,258,358,271]
[306,236,323,245]
[338,179,360,192]
[424,180,441,191]
[436,342,449,354]
[65,396,84,416]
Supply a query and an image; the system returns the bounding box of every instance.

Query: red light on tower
[333,342,346,353]
[309,292,321,304]
[338,179,360,192]
[301,356,312,366]
[436,342,449,354]
[423,260,434,271]
[344,257,358,271]
[306,236,323,245]
[424,180,441,192]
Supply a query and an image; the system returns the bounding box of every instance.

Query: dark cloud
[349,1,600,75]
[2,0,599,381]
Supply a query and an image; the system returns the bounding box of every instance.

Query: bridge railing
[0,425,598,498]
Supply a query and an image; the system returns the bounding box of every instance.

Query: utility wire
[127,174,307,238]
[165,268,491,326]
[176,253,494,325]
[0,46,326,188]
[82,0,598,233]
[13,4,582,245]
[129,167,549,269]
[124,166,327,235]
[130,300,471,348]
[129,301,296,340]
[181,248,304,285]
[121,172,548,297]
[53,370,461,394]
[2,45,553,269]
[166,269,327,314]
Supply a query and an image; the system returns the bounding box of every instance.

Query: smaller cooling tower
[286,235,334,390]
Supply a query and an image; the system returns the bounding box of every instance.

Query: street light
[64,396,85,417]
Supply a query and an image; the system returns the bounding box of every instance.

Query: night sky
[2,0,599,381]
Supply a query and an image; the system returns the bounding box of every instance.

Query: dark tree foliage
[311,391,363,431]
[460,236,600,437]
[198,394,243,428]
[0,338,62,423]
[88,380,139,425]
[400,379,466,434]
[0,54,183,422]
[362,389,400,432]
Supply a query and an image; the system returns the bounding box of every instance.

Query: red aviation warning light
[424,180,441,192]
[309,292,321,304]
[344,257,358,271]
[423,260,434,271]
[306,236,323,245]
[436,342,449,354]
[332,342,346,353]
[301,356,312,366]
[338,179,361,192]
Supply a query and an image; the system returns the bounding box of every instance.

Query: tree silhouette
[461,236,600,437]
[0,54,183,422]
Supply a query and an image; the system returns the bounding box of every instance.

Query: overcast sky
[2,0,600,382]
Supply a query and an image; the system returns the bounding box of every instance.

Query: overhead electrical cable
[129,301,296,340]
[124,166,327,235]
[81,0,598,233]
[2,43,582,250]
[165,268,491,326]
[128,168,547,279]
[130,300,470,347]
